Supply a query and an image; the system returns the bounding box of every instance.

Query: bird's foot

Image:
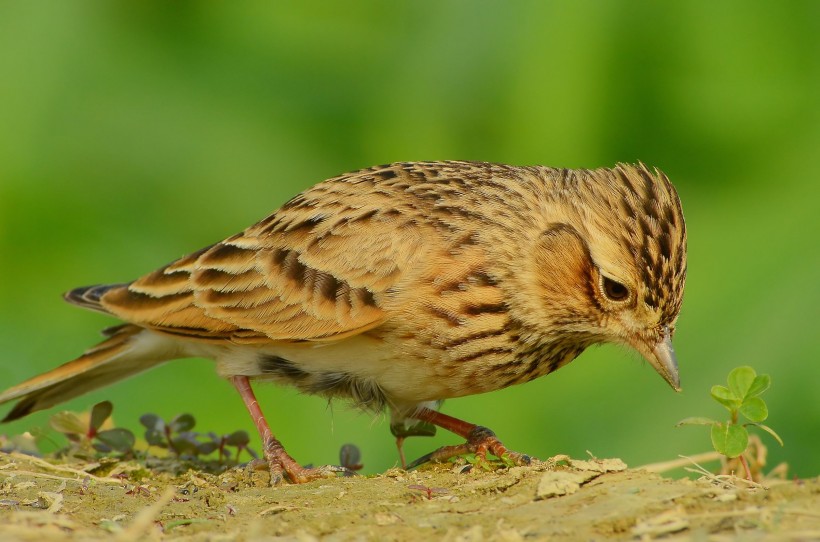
[406,426,532,470]
[230,375,354,485]
[269,462,351,485]
[258,437,353,485]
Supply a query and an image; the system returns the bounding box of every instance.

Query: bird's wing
[67,167,433,344]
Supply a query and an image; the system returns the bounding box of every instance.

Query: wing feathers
[65,165,456,344]
[129,268,192,296]
[191,268,263,292]
[198,242,258,273]
[96,240,390,342]
[64,283,128,314]
[104,288,194,316]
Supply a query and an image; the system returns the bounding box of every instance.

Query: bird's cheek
[628,301,666,330]
[608,311,644,337]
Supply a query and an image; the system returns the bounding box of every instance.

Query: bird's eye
[602,276,630,302]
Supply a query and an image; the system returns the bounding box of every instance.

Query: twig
[638,452,722,473]
[671,454,765,489]
[739,454,753,482]
[6,452,123,484]
[682,467,766,490]
[0,469,93,484]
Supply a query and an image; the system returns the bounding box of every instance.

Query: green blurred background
[1,1,818,477]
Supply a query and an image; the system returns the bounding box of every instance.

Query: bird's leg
[395,436,407,470]
[390,415,437,469]
[405,407,532,470]
[230,376,349,484]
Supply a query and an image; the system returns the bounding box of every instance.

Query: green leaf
[96,428,135,453]
[165,519,212,532]
[339,443,361,466]
[746,374,771,398]
[500,454,517,468]
[144,428,165,446]
[754,424,785,447]
[50,411,86,435]
[92,441,112,453]
[225,430,250,447]
[711,423,748,458]
[170,413,196,433]
[197,442,219,455]
[171,436,200,456]
[90,401,113,431]
[139,414,163,431]
[727,366,756,399]
[710,385,740,411]
[739,396,768,422]
[676,417,718,426]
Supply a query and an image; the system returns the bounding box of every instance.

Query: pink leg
[231,376,346,484]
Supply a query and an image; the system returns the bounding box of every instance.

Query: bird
[0,161,687,484]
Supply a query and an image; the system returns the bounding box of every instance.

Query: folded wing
[70,167,431,344]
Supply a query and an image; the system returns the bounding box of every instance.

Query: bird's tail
[0,324,178,422]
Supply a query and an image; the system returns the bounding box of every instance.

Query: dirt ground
[0,451,818,541]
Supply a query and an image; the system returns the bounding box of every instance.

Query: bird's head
[526,163,687,390]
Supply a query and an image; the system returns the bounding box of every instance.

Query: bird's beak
[629,328,680,391]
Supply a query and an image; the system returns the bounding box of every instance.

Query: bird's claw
[256,437,356,484]
[406,425,533,470]
[264,461,354,485]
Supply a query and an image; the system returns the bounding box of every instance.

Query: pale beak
[630,328,680,391]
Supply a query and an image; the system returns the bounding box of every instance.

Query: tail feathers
[0,325,177,422]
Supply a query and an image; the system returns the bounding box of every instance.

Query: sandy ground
[0,451,818,541]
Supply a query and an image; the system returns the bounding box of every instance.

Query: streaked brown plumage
[0,161,687,482]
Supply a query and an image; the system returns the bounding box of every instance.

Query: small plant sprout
[50,400,136,454]
[139,412,257,462]
[408,484,449,500]
[678,366,783,480]
[203,430,258,462]
[140,413,200,457]
[339,443,363,474]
